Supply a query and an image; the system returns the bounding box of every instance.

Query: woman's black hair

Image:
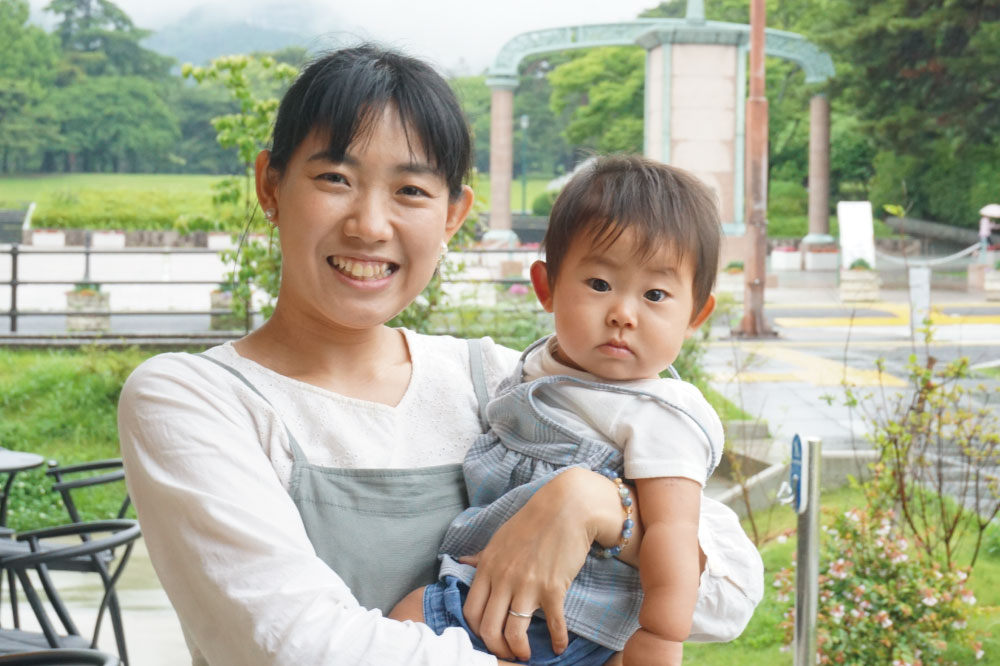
[268,44,472,199]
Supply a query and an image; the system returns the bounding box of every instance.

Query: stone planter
[804,247,839,271]
[985,270,1000,302]
[839,269,880,302]
[66,290,110,332]
[210,290,244,331]
[769,246,801,271]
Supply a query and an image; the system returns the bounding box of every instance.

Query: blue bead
[623,497,633,507]
[624,519,634,530]
[609,546,621,556]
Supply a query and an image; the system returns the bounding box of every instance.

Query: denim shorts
[423,576,616,666]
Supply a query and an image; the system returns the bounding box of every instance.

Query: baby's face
[538,228,714,381]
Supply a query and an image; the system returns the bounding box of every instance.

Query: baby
[393,155,763,665]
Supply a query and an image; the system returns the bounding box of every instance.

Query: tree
[44,0,172,78]
[0,0,59,172]
[52,76,180,172]
[818,0,1000,225]
[548,46,646,154]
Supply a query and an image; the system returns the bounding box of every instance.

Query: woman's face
[257,108,473,334]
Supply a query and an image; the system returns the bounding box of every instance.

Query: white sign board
[837,201,877,270]
[908,266,931,335]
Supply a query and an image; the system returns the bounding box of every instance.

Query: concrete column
[487,79,518,232]
[804,94,833,244]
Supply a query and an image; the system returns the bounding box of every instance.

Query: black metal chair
[0,521,139,666]
[0,461,132,653]
[45,461,131,526]
[0,648,119,665]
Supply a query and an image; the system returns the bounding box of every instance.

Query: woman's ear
[255,150,279,214]
[444,185,475,241]
[529,260,555,313]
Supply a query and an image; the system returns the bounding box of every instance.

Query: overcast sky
[27,0,672,73]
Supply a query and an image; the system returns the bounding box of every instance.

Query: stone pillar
[642,45,668,161]
[804,93,833,245]
[486,78,518,233]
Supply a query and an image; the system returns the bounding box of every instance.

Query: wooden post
[738,0,775,337]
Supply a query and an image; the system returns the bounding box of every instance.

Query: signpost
[779,435,822,666]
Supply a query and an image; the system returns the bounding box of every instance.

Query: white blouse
[118,330,519,666]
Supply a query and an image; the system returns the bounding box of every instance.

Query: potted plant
[985,260,1000,301]
[839,258,880,302]
[65,282,110,332]
[210,282,244,331]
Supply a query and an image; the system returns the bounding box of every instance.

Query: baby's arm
[622,476,702,666]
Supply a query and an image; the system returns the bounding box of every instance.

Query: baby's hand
[622,628,683,666]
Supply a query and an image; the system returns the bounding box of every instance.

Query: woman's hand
[460,467,643,662]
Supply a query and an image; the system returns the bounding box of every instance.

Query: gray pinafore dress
[196,338,491,612]
[438,335,719,650]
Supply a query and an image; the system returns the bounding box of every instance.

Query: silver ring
[507,609,533,619]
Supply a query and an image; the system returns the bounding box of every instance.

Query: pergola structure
[485,0,835,249]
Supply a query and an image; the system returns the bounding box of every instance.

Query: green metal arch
[487,19,834,85]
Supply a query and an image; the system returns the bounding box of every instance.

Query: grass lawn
[0,173,228,231]
[3,172,908,242]
[0,345,158,529]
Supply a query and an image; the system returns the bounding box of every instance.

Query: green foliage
[848,258,872,271]
[843,349,1000,571]
[775,493,982,664]
[723,260,744,272]
[50,75,180,172]
[0,346,153,530]
[0,0,60,173]
[548,46,646,153]
[531,189,558,216]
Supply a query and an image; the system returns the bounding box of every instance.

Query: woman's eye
[399,185,429,197]
[644,289,667,302]
[319,173,348,185]
[587,278,611,292]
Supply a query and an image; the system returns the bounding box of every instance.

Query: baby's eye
[587,278,611,292]
[644,289,668,302]
[399,185,429,197]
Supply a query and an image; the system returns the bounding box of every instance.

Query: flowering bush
[776,487,982,665]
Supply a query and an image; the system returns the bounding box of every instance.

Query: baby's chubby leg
[388,587,426,622]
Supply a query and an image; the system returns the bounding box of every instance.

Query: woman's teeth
[330,256,396,280]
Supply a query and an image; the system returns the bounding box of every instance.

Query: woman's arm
[459,466,644,661]
[119,354,496,666]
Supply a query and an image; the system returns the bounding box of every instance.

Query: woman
[119,45,746,666]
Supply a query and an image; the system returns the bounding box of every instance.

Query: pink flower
[830,604,845,623]
[920,589,937,607]
[507,283,529,296]
[874,610,892,629]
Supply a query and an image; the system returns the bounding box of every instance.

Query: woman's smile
[328,255,400,281]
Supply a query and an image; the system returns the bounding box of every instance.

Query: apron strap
[466,338,489,432]
[193,353,310,463]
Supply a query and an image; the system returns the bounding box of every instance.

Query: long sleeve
[118,353,496,666]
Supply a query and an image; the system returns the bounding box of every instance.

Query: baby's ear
[529,261,555,313]
[687,293,716,333]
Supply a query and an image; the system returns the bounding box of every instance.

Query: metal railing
[1,241,538,335]
[1,242,249,334]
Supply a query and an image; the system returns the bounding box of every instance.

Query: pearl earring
[264,208,276,223]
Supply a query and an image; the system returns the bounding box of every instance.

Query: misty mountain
[142,2,351,66]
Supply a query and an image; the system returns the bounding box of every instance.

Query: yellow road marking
[773,302,1000,327]
[712,344,907,387]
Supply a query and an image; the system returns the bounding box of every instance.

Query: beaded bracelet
[591,468,634,559]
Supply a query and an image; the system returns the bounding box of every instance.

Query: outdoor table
[0,450,45,529]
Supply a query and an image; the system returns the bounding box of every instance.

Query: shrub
[531,189,559,216]
[848,258,872,271]
[776,486,983,664]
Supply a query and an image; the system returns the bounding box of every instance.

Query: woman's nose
[344,193,392,243]
[606,299,637,329]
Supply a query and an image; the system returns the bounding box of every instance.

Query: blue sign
[789,434,808,514]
